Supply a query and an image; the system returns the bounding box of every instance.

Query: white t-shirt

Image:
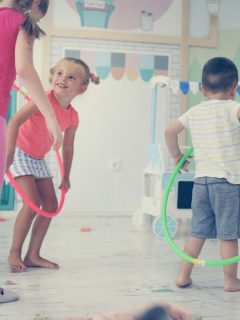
[178,99,240,184]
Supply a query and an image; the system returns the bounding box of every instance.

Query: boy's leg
[176,236,205,287]
[221,239,240,292]
[8,175,40,271]
[24,178,59,269]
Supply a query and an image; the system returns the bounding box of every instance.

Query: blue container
[76,1,115,28]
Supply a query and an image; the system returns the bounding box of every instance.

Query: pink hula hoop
[6,84,66,218]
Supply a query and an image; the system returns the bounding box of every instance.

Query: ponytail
[12,0,49,38]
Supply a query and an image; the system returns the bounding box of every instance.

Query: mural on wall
[64,49,169,81]
[65,0,173,30]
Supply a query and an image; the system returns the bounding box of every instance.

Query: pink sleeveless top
[0,8,24,119]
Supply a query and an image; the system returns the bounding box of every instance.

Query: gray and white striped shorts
[10,147,52,179]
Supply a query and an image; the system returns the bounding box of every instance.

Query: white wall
[28,1,182,215]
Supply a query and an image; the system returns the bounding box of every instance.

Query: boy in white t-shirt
[165,57,240,292]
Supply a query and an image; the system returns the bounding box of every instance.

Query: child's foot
[8,252,26,272]
[176,276,192,288]
[24,255,59,269]
[224,278,240,292]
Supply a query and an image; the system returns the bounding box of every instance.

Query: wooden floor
[0,213,240,319]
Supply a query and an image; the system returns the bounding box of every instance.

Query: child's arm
[15,29,63,150]
[6,101,38,171]
[165,119,190,172]
[59,126,78,192]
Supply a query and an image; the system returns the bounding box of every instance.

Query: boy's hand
[173,153,192,173]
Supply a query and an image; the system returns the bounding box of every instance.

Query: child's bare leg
[24,178,59,269]
[8,176,39,271]
[176,236,205,287]
[221,239,240,292]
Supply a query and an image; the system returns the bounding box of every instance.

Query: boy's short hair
[202,57,238,93]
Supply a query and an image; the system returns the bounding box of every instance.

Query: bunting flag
[151,75,240,95]
[150,76,199,95]
[64,50,169,81]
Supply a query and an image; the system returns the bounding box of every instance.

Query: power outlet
[108,159,121,172]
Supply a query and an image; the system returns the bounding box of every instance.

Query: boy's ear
[230,82,238,97]
[201,84,207,97]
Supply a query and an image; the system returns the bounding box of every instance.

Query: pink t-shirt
[0,8,24,119]
[17,91,79,159]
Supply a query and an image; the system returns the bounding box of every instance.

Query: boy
[165,57,240,292]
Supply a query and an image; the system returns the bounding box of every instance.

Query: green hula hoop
[161,146,240,267]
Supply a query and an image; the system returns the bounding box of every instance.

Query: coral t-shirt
[0,8,24,119]
[17,91,79,159]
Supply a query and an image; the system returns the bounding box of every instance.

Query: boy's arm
[165,119,186,165]
[6,101,38,171]
[59,125,78,192]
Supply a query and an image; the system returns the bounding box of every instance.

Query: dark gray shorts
[191,177,240,240]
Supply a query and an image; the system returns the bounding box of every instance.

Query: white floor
[0,213,240,320]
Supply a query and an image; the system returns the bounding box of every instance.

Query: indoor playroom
[1,0,240,319]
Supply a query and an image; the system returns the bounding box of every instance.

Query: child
[0,0,62,304]
[7,57,99,273]
[165,57,240,292]
[90,302,201,320]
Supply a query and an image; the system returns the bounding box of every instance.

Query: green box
[0,90,17,210]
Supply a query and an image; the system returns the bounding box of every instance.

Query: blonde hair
[12,0,49,38]
[49,57,100,86]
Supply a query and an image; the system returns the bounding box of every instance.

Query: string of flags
[151,76,240,95]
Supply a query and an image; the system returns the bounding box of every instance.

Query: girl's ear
[33,0,41,6]
[79,85,87,94]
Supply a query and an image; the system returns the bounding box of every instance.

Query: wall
[48,36,180,214]
[23,0,235,215]
[188,0,240,109]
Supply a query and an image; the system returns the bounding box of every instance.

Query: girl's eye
[56,71,62,76]
[69,76,76,80]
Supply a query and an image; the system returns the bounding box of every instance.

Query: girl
[0,0,62,304]
[7,58,99,272]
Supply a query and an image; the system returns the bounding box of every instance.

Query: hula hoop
[6,150,66,218]
[161,146,240,266]
[5,83,66,218]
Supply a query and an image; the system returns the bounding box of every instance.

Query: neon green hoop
[161,146,240,267]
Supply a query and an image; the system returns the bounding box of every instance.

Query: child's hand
[46,117,63,150]
[173,153,192,173]
[167,303,202,319]
[59,178,70,193]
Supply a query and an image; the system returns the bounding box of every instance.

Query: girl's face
[51,60,87,102]
[30,0,45,20]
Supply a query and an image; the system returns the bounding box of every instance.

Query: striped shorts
[10,147,52,179]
